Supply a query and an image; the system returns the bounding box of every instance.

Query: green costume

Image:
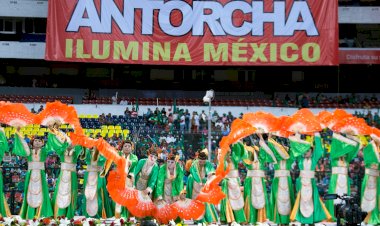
[361,141,380,225]
[186,159,218,223]
[50,133,82,219]
[82,148,114,218]
[267,137,295,225]
[289,134,332,224]
[242,140,275,224]
[155,162,184,203]
[0,129,11,217]
[133,158,159,194]
[116,152,138,218]
[326,133,360,219]
[13,133,54,219]
[220,143,246,223]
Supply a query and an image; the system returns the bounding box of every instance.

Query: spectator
[38,105,44,113]
[119,98,128,105]
[112,92,118,104]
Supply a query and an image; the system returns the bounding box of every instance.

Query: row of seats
[0,95,73,104]
[82,97,380,108]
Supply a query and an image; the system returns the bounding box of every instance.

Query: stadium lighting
[203,90,214,161]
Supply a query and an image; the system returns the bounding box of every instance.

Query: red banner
[339,49,380,64]
[45,0,338,66]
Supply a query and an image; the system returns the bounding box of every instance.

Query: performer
[49,126,83,219]
[219,143,246,224]
[13,130,54,219]
[186,149,218,223]
[133,148,159,196]
[326,132,361,219]
[155,154,184,204]
[82,147,114,218]
[289,133,332,225]
[0,127,11,217]
[115,139,138,218]
[242,134,276,224]
[360,135,380,225]
[267,135,294,226]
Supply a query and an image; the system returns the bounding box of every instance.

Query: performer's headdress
[119,139,134,151]
[149,148,158,157]
[198,148,208,160]
[167,154,176,160]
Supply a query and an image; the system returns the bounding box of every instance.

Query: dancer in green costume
[186,149,218,223]
[82,146,114,218]
[133,148,159,196]
[115,139,138,219]
[155,154,184,203]
[219,143,246,224]
[267,135,295,226]
[13,130,54,219]
[326,132,361,219]
[49,127,83,219]
[0,127,11,217]
[289,133,332,225]
[242,134,276,224]
[360,136,380,225]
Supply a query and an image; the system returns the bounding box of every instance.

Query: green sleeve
[289,137,311,158]
[46,133,70,156]
[154,165,166,199]
[363,142,380,165]
[0,130,9,155]
[12,135,28,157]
[147,164,159,190]
[133,159,146,178]
[312,135,324,166]
[174,163,184,196]
[330,133,359,160]
[346,143,360,163]
[129,154,138,173]
[231,142,244,166]
[189,161,202,183]
[74,145,84,159]
[205,161,215,176]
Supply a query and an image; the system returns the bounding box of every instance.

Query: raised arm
[13,130,30,157]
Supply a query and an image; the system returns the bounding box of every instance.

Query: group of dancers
[0,102,378,225]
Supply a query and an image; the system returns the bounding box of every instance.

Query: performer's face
[122,143,132,154]
[33,139,44,148]
[149,154,158,162]
[199,159,206,166]
[180,192,187,200]
[167,160,175,169]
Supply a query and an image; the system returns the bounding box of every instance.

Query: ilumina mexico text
[64,0,321,62]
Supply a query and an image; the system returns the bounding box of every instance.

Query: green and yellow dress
[186,160,218,223]
[116,152,138,218]
[0,128,11,217]
[326,133,360,219]
[267,137,294,225]
[361,140,380,225]
[133,158,159,194]
[82,148,114,218]
[13,133,54,219]
[289,134,332,224]
[50,133,82,219]
[155,162,184,203]
[242,140,276,224]
[220,142,246,223]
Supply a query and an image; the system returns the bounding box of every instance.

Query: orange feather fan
[242,112,279,133]
[153,201,178,224]
[171,199,205,220]
[282,109,322,134]
[0,103,36,127]
[36,101,83,134]
[332,116,371,135]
